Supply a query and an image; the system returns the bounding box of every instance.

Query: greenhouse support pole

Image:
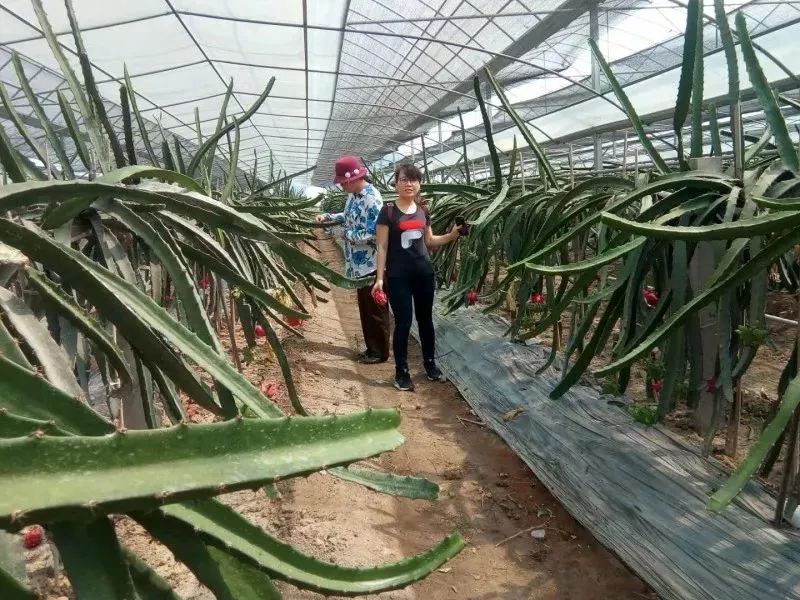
[44,140,51,180]
[622,132,628,178]
[590,1,602,171]
[775,406,800,524]
[438,122,444,182]
[775,300,800,524]
[568,144,575,187]
[611,131,616,161]
[689,157,724,436]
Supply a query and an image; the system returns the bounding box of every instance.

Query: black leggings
[387,273,435,372]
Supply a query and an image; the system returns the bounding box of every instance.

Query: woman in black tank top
[373,164,464,392]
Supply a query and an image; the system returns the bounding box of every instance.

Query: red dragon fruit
[372,289,388,306]
[23,526,43,549]
[530,292,545,304]
[642,288,659,308]
[260,379,279,399]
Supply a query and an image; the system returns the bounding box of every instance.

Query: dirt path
[26,236,653,599]
[254,237,653,599]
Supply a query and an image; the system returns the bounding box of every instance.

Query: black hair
[393,163,428,207]
[394,163,424,183]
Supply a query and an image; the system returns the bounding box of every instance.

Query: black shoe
[424,360,444,381]
[358,350,387,364]
[360,354,387,364]
[394,370,415,391]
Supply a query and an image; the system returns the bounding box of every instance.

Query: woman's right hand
[455,216,469,237]
[314,214,326,223]
[372,279,384,294]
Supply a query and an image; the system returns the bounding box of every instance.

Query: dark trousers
[387,273,436,372]
[356,278,391,359]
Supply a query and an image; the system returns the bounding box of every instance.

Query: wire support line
[161,0,285,174]
[0,3,236,173]
[4,2,797,45]
[345,3,800,25]
[161,11,626,116]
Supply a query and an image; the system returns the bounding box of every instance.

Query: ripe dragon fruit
[23,526,43,549]
[260,379,279,399]
[642,288,659,308]
[466,290,478,306]
[372,289,388,306]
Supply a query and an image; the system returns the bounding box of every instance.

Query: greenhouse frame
[2,1,797,184]
[2,1,800,599]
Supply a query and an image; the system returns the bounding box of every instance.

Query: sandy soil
[23,236,653,599]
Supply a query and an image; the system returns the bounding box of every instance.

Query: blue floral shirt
[324,183,383,279]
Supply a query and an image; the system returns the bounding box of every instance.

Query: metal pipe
[568,143,574,187]
[622,131,629,178]
[766,313,800,327]
[590,1,602,171]
[159,11,626,114]
[345,2,793,25]
[775,296,800,524]
[6,2,792,45]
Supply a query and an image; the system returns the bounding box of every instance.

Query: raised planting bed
[423,305,800,600]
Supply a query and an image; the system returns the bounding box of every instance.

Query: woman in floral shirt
[317,156,390,363]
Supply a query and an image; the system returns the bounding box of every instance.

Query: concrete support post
[689,156,724,436]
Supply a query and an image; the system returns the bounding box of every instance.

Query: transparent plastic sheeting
[1,0,652,186]
[329,1,799,182]
[0,0,348,185]
[405,20,800,173]
[1,1,798,188]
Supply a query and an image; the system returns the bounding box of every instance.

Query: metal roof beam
[402,0,595,137]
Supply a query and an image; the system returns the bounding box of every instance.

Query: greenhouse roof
[1,0,799,188]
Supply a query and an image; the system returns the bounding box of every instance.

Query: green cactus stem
[0,410,403,529]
